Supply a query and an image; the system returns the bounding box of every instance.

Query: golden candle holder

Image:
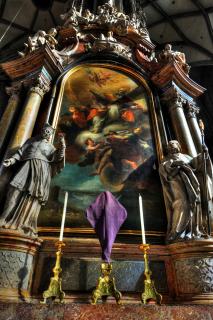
[41,241,65,304]
[140,244,162,305]
[91,262,122,305]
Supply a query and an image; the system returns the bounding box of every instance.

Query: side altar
[0,0,213,306]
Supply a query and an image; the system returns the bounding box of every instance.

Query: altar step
[0,303,213,320]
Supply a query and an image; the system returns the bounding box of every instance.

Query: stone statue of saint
[0,124,66,237]
[158,44,190,74]
[159,140,213,242]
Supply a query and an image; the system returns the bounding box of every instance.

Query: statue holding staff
[0,124,66,237]
[159,139,213,242]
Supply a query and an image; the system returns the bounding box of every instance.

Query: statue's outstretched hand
[3,158,16,167]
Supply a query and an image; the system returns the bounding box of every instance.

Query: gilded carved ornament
[60,2,150,39]
[88,31,132,58]
[18,28,58,57]
[158,44,190,75]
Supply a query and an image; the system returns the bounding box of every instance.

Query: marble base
[168,239,213,304]
[0,230,42,300]
[1,303,213,320]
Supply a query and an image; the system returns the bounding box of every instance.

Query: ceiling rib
[0,17,30,33]
[191,0,213,44]
[147,0,213,59]
[0,32,27,51]
[148,7,213,28]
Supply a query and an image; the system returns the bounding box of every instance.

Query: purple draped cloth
[86,191,127,262]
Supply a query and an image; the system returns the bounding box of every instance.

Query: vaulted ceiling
[0,0,212,65]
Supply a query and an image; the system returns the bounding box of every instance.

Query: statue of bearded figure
[159,140,213,242]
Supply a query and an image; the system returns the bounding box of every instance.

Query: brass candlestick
[91,262,122,305]
[41,241,65,304]
[140,244,162,305]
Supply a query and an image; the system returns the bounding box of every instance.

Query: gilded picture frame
[38,62,166,239]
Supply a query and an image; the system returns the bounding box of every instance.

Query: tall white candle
[59,191,68,241]
[139,194,146,244]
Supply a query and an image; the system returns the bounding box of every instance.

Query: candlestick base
[91,262,122,305]
[41,241,65,304]
[140,244,162,305]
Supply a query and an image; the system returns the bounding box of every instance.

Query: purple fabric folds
[86,191,127,262]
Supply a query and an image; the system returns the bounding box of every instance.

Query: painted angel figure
[0,124,66,237]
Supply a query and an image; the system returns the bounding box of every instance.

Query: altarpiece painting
[39,63,166,234]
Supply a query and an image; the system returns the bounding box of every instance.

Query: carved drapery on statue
[159,140,213,242]
[0,125,66,237]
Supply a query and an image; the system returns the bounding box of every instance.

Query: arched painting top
[39,63,166,236]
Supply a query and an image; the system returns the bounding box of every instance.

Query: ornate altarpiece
[0,1,212,305]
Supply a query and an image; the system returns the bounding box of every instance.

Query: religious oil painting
[39,64,166,233]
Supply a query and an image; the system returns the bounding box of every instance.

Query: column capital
[185,102,200,119]
[161,88,186,111]
[5,84,21,99]
[30,76,50,98]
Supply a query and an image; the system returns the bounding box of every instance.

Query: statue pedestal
[0,230,42,301]
[168,239,213,304]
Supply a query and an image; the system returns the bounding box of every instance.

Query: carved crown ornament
[11,2,154,69]
[0,0,203,96]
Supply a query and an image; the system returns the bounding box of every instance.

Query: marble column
[165,92,197,157]
[0,78,50,196]
[185,102,202,153]
[0,85,21,155]
[8,79,50,154]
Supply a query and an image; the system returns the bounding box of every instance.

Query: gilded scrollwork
[89,31,132,58]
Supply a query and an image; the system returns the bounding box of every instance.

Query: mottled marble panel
[38,258,168,294]
[174,257,213,294]
[0,250,33,290]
